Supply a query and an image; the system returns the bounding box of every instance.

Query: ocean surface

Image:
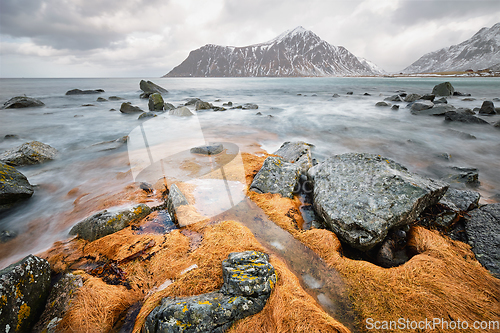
[1,76,500,270]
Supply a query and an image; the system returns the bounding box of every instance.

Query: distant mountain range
[403,22,500,73]
[164,27,385,77]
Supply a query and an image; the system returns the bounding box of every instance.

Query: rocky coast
[1,79,500,332]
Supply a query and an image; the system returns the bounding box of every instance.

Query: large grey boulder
[0,255,51,333]
[432,82,455,96]
[0,162,34,213]
[69,204,151,241]
[32,273,83,333]
[433,188,481,227]
[120,102,144,114]
[194,100,213,111]
[2,96,45,109]
[411,104,455,116]
[444,111,490,125]
[465,204,500,277]
[169,106,194,117]
[140,80,168,98]
[308,153,448,250]
[144,251,276,333]
[0,141,58,166]
[410,100,434,112]
[404,93,422,102]
[478,101,496,115]
[148,93,165,111]
[273,141,314,172]
[250,156,301,199]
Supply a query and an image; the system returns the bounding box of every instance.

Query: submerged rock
[120,102,144,114]
[148,93,165,111]
[184,98,201,106]
[0,162,34,213]
[273,141,314,172]
[0,141,58,166]
[194,100,213,111]
[190,143,224,155]
[412,104,455,116]
[140,80,168,98]
[420,94,436,102]
[434,97,448,104]
[2,96,45,109]
[384,94,403,102]
[69,204,151,241]
[164,102,175,111]
[0,255,51,333]
[242,103,259,110]
[478,101,496,115]
[250,156,301,199]
[432,82,455,96]
[465,204,500,277]
[308,153,448,250]
[138,112,158,120]
[169,106,194,117]
[444,111,490,125]
[410,100,434,112]
[144,251,275,333]
[375,101,391,107]
[66,89,104,95]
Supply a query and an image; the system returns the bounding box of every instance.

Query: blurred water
[1,77,499,269]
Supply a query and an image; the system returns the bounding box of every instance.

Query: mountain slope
[403,22,500,73]
[164,27,381,77]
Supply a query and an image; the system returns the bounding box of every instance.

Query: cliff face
[164,27,381,77]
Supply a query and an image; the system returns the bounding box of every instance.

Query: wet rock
[478,101,496,115]
[413,104,456,116]
[3,135,19,140]
[420,94,435,102]
[0,162,34,213]
[148,93,165,111]
[453,91,471,97]
[140,80,168,98]
[222,101,233,107]
[185,98,201,106]
[212,106,227,112]
[0,230,18,243]
[169,106,194,117]
[190,143,224,155]
[465,204,500,277]
[273,141,314,172]
[140,182,154,193]
[462,98,476,101]
[308,153,448,250]
[391,105,400,111]
[120,102,144,114]
[144,251,275,333]
[195,100,213,111]
[404,93,422,102]
[164,102,175,111]
[457,107,475,115]
[65,89,104,95]
[363,93,371,96]
[108,96,124,101]
[2,96,45,109]
[250,156,301,199]
[384,94,403,102]
[434,97,447,104]
[445,129,477,140]
[242,103,258,110]
[166,184,189,226]
[410,100,434,113]
[376,229,408,268]
[347,92,353,95]
[443,166,479,187]
[32,273,83,333]
[0,255,51,333]
[375,101,391,107]
[440,188,480,212]
[96,97,107,102]
[495,120,500,128]
[432,82,455,96]
[138,112,158,120]
[69,204,152,241]
[444,111,490,125]
[0,141,58,166]
[332,94,340,98]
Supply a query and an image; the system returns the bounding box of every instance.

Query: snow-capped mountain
[164,27,382,77]
[357,57,387,75]
[403,22,500,73]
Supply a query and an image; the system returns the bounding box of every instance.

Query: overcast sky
[1,0,499,77]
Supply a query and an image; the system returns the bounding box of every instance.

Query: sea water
[1,76,500,269]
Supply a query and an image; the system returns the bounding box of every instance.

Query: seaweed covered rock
[0,255,51,333]
[2,96,45,109]
[308,153,448,250]
[0,141,58,166]
[432,82,455,96]
[69,204,151,241]
[144,251,276,333]
[140,80,168,98]
[0,162,34,213]
[250,156,301,199]
[148,93,165,111]
[273,141,314,172]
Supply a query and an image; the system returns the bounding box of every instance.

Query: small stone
[478,101,496,115]
[190,143,224,155]
[375,101,391,107]
[120,102,143,114]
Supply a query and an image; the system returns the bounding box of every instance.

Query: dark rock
[495,120,500,128]
[443,166,479,187]
[391,105,400,110]
[250,156,301,199]
[493,98,500,102]
[462,98,476,101]
[212,106,227,112]
[0,230,18,243]
[4,135,19,140]
[457,107,474,115]
[242,103,258,110]
[465,204,500,277]
[140,182,154,193]
[139,80,168,98]
[445,129,477,140]
[432,82,455,96]
[404,93,422,102]
[308,153,448,250]
[185,98,201,106]
[108,96,124,101]
[0,141,58,166]
[120,102,144,114]
[444,111,490,125]
[420,94,435,101]
[332,94,340,98]
[69,204,151,241]
[138,112,158,120]
[273,141,313,172]
[144,251,275,333]
[169,106,193,117]
[0,162,34,213]
[2,96,45,109]
[410,100,434,113]
[32,273,83,333]
[375,101,391,107]
[194,100,213,111]
[109,109,116,111]
[166,184,189,227]
[222,101,233,107]
[190,143,224,155]
[347,92,353,95]
[256,112,262,115]
[413,104,455,116]
[384,94,403,102]
[434,97,447,104]
[65,89,104,95]
[81,104,95,107]
[440,188,480,212]
[376,229,408,268]
[453,91,471,97]
[164,103,175,111]
[364,93,371,96]
[148,93,165,111]
[0,255,51,333]
[478,101,496,115]
[96,97,107,102]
